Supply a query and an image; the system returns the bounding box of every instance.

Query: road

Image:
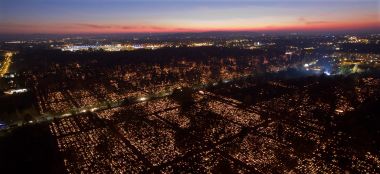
[0,70,263,132]
[0,75,239,131]
[1,67,324,132]
[0,52,13,77]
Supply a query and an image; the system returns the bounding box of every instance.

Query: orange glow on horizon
[0,21,379,34]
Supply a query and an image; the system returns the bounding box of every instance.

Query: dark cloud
[305,21,331,25]
[75,23,112,29]
[298,17,330,25]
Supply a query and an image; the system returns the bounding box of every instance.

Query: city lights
[0,0,379,173]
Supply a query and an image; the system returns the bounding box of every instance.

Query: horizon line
[1,28,379,36]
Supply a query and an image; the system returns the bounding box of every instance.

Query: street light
[138,97,148,101]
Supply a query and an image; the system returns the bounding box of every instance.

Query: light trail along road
[0,52,13,77]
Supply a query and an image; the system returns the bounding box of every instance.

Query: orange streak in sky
[0,21,379,34]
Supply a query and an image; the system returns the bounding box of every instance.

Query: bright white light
[90,107,98,112]
[138,97,147,101]
[324,71,331,76]
[4,88,28,95]
[62,113,71,117]
[304,63,309,68]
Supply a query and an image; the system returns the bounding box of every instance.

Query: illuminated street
[0,52,13,77]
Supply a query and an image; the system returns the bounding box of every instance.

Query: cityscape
[0,0,380,173]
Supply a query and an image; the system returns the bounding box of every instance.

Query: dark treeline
[13,46,267,71]
[340,43,380,54]
[0,123,65,174]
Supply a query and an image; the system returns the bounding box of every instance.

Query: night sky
[0,0,379,34]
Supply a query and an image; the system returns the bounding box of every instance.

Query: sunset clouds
[0,0,378,34]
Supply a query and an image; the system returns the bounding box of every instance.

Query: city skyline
[0,0,379,34]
